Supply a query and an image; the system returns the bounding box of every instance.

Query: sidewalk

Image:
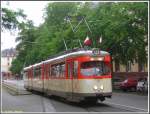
[113,89,148,96]
[2,79,31,95]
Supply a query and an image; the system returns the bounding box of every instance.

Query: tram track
[21,90,148,112]
[2,86,148,113]
[104,101,148,112]
[38,94,148,112]
[40,95,46,112]
[78,102,133,112]
[85,104,135,112]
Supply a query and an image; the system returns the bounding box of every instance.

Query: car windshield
[80,61,110,76]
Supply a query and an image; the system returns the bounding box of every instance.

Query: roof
[23,48,109,71]
[1,48,16,57]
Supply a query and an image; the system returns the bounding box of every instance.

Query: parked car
[113,78,122,90]
[120,78,138,92]
[137,77,148,93]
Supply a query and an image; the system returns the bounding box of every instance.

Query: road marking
[104,101,147,112]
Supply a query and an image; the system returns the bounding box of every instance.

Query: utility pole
[63,38,68,50]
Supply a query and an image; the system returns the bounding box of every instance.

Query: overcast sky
[1,1,51,50]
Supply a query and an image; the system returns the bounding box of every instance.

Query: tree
[10,2,148,75]
[1,7,26,31]
[10,20,37,74]
[90,2,148,65]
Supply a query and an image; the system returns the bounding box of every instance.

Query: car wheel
[131,87,136,92]
[123,89,127,92]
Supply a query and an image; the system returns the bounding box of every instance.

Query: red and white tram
[23,48,112,102]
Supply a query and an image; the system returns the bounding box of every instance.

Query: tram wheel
[99,97,105,102]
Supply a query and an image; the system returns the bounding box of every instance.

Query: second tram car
[23,48,112,102]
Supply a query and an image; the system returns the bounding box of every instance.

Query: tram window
[80,61,111,76]
[38,68,41,78]
[51,65,56,77]
[33,68,36,78]
[60,64,65,77]
[56,65,60,77]
[34,68,37,78]
[103,62,111,75]
[51,63,65,78]
[59,65,62,77]
[34,67,41,78]
[61,64,65,77]
[48,64,51,77]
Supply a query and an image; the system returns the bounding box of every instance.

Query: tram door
[28,68,33,90]
[67,60,74,98]
[67,60,78,99]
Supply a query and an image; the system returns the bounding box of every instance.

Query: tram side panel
[28,69,33,90]
[45,61,71,98]
[43,63,50,94]
[23,70,29,89]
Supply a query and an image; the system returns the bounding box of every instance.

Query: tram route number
[92,48,101,55]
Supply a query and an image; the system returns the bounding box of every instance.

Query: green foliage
[2,8,26,31]
[9,2,148,75]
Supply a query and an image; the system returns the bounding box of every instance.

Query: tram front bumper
[73,92,112,99]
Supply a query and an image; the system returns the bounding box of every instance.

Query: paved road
[2,87,148,113]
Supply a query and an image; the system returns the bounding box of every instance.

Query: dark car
[120,78,138,92]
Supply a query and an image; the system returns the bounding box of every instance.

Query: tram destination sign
[91,57,104,61]
[92,48,101,55]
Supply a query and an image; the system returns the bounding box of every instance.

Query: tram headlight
[100,85,104,90]
[93,85,98,90]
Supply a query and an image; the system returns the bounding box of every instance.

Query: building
[112,60,148,81]
[1,48,16,79]
[112,40,148,81]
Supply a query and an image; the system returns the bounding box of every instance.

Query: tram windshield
[80,61,110,76]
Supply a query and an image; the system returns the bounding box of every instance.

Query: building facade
[112,60,148,81]
[1,48,16,79]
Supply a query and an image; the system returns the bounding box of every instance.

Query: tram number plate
[92,48,101,55]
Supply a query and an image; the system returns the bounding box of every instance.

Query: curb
[2,82,31,95]
[113,89,148,96]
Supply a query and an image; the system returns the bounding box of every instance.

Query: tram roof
[23,48,109,70]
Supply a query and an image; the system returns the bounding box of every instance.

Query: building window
[115,61,120,72]
[7,57,9,61]
[138,63,145,72]
[126,61,131,72]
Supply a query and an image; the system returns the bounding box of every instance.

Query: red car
[120,78,138,92]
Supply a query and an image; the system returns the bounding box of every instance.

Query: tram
[23,48,112,102]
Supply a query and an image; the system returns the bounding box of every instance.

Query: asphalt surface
[2,87,148,113]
